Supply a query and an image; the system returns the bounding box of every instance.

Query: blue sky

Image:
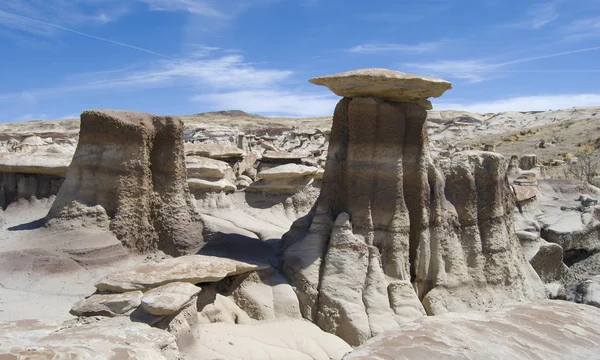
[1,0,600,122]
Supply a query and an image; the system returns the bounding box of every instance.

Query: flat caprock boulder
[96,255,269,293]
[310,68,452,109]
[47,110,204,256]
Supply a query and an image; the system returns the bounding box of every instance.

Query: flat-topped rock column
[47,110,204,256]
[283,69,543,346]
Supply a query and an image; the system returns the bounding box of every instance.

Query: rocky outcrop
[517,231,568,284]
[0,153,71,177]
[186,156,236,194]
[46,110,204,256]
[96,254,269,293]
[0,172,63,210]
[343,300,600,359]
[283,69,542,345]
[540,207,600,254]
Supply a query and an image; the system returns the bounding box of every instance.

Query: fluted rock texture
[47,110,204,255]
[283,95,543,346]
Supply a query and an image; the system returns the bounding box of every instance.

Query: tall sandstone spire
[282,69,544,346]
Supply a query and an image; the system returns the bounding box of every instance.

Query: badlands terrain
[1,69,600,359]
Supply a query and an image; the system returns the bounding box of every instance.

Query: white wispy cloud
[560,16,600,41]
[0,51,293,96]
[434,94,600,113]
[506,1,558,29]
[84,54,294,90]
[348,42,442,54]
[0,9,176,58]
[0,48,336,117]
[0,0,268,40]
[193,90,338,117]
[139,0,224,17]
[404,46,600,82]
[138,0,275,19]
[0,0,127,36]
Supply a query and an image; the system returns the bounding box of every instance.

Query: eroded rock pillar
[283,69,543,346]
[47,110,204,256]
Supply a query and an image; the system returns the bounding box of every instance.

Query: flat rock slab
[70,291,143,317]
[310,68,451,104]
[0,153,72,177]
[513,184,538,202]
[185,143,244,160]
[141,282,201,315]
[258,164,319,180]
[0,318,178,359]
[186,156,231,179]
[96,255,269,292]
[188,178,236,192]
[262,151,310,160]
[344,300,600,360]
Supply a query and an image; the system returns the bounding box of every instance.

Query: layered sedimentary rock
[343,300,600,359]
[47,110,204,255]
[186,156,236,194]
[283,69,543,345]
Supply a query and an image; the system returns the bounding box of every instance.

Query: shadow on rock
[199,231,281,269]
[7,217,46,231]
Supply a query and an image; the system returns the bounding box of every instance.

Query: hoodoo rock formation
[283,69,544,345]
[47,110,204,256]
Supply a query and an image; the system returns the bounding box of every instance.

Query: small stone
[70,291,143,317]
[513,185,537,203]
[141,282,201,315]
[579,277,600,307]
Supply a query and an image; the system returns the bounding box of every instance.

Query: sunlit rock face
[47,110,204,256]
[283,69,544,346]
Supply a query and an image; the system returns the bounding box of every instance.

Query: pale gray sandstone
[579,275,600,307]
[141,282,201,316]
[0,317,181,359]
[186,155,237,193]
[343,300,600,360]
[283,68,544,345]
[70,291,143,317]
[247,163,321,194]
[46,110,204,256]
[96,254,269,292]
[309,68,451,110]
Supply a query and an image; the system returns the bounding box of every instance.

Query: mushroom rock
[282,69,543,345]
[47,110,204,256]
